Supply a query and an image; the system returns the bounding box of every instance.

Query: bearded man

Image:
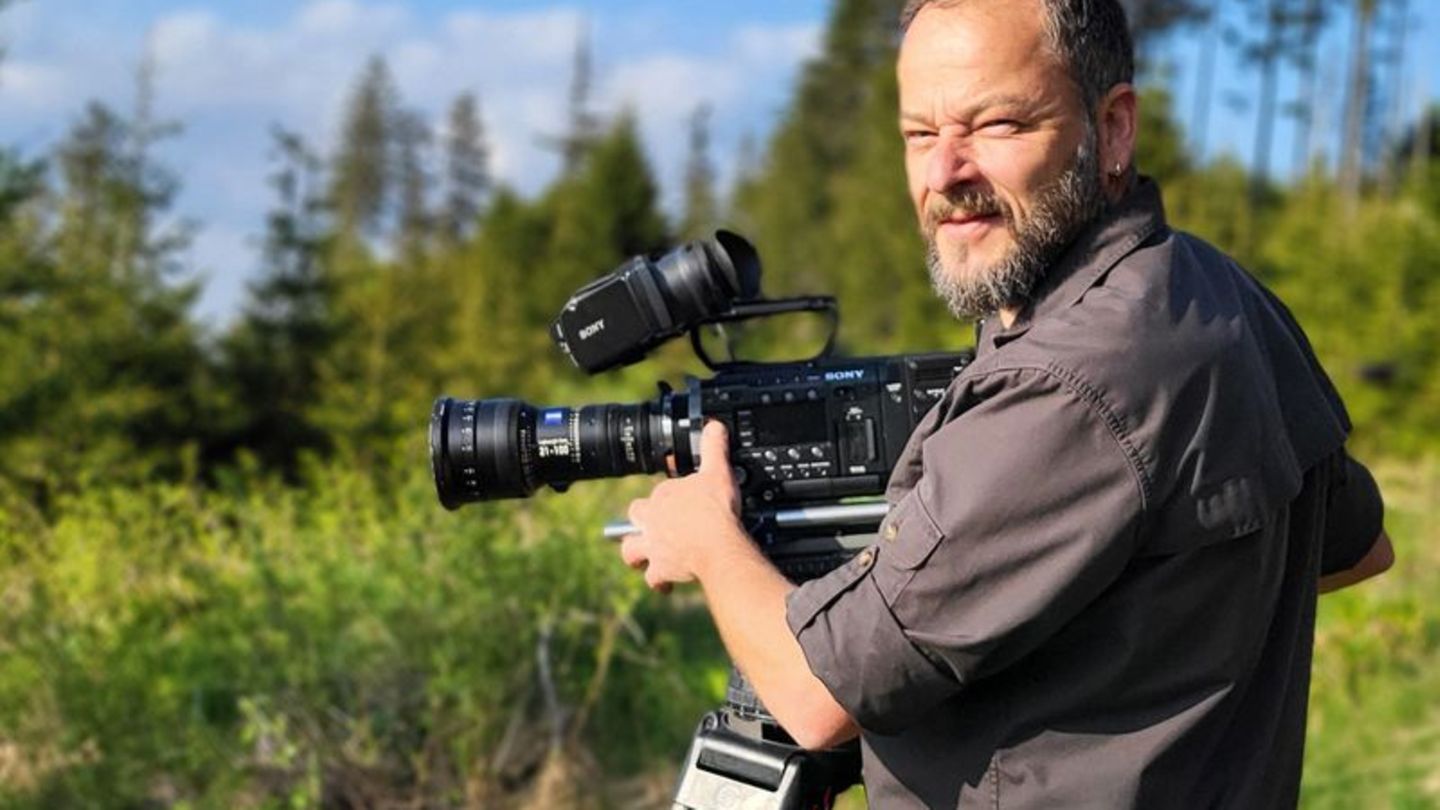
[618,0,1392,806]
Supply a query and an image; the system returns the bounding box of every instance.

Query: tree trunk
[1191,0,1221,163]
[1250,0,1283,200]
[1340,0,1375,206]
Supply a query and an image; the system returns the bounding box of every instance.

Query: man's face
[899,0,1106,319]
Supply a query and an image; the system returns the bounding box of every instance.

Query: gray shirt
[786,179,1383,808]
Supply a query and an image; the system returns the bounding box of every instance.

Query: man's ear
[1098,82,1138,180]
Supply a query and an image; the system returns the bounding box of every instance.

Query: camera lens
[430,395,679,508]
[653,229,761,324]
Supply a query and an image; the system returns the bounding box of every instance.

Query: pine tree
[332,55,397,241]
[393,107,432,260]
[0,0,10,74]
[1340,0,1378,205]
[543,111,669,322]
[1122,0,1208,57]
[823,58,956,353]
[1,81,202,500]
[441,92,490,243]
[442,188,553,396]
[215,128,338,474]
[0,0,11,69]
[543,30,602,174]
[733,0,905,294]
[679,104,719,240]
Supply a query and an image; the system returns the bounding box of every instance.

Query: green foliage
[1302,461,1440,807]
[0,460,719,807]
[3,2,1440,806]
[0,100,204,507]
[215,129,340,476]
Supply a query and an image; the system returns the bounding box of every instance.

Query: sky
[2,1,1436,326]
[0,0,829,323]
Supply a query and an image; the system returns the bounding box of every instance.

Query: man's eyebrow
[900,94,1036,126]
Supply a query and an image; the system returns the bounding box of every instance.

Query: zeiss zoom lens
[429,396,678,509]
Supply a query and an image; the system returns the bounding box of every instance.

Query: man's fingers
[698,420,731,476]
[644,568,673,594]
[620,535,648,569]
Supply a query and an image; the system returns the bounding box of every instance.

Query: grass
[1302,458,1440,808]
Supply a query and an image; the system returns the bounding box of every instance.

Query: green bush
[0,454,725,808]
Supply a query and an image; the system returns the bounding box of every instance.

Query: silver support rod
[603,500,890,540]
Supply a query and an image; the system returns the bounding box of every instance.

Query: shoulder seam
[961,363,1153,512]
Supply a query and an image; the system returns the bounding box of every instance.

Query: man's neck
[998,307,1020,329]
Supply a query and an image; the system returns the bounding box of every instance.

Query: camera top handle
[689,295,840,372]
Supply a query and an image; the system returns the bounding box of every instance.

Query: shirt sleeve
[786,366,1145,734]
[1320,452,1384,575]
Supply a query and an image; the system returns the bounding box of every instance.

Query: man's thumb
[698,420,730,475]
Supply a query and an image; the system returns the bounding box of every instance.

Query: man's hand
[620,420,746,592]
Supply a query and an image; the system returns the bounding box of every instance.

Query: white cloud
[0,1,821,324]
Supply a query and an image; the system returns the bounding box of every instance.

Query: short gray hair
[899,0,1134,111]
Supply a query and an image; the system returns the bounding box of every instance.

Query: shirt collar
[980,176,1169,351]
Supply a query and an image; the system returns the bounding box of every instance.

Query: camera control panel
[697,351,972,509]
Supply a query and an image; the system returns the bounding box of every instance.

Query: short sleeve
[1320,452,1384,575]
[786,367,1144,734]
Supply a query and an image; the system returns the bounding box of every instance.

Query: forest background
[1,0,1438,807]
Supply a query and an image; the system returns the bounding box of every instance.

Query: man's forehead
[898,0,1052,75]
[901,0,1048,44]
[897,0,1064,107]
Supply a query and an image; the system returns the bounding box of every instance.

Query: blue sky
[2,1,1436,325]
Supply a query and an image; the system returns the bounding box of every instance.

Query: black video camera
[429,231,971,575]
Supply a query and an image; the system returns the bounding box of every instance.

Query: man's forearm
[695,528,859,749]
[1319,530,1394,594]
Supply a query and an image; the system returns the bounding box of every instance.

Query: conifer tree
[1340,0,1378,205]
[216,128,338,474]
[823,58,955,353]
[441,92,490,243]
[332,55,397,241]
[2,84,201,499]
[1121,0,1208,56]
[443,188,552,395]
[545,30,601,174]
[733,0,905,294]
[679,104,719,240]
[393,107,432,260]
[544,111,668,312]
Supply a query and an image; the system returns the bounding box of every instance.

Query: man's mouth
[937,212,1002,238]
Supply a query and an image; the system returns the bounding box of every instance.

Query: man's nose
[927,134,981,194]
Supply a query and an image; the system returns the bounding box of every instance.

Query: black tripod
[609,501,885,809]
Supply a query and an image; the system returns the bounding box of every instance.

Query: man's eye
[904,130,937,145]
[979,120,1022,135]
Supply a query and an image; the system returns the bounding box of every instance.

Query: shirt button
[883,522,899,542]
[856,548,875,568]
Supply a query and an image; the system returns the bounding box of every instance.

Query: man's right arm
[1318,452,1390,594]
[1319,530,1393,593]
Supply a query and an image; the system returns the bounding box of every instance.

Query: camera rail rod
[602,500,889,540]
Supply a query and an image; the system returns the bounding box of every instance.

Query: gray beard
[924,130,1106,321]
